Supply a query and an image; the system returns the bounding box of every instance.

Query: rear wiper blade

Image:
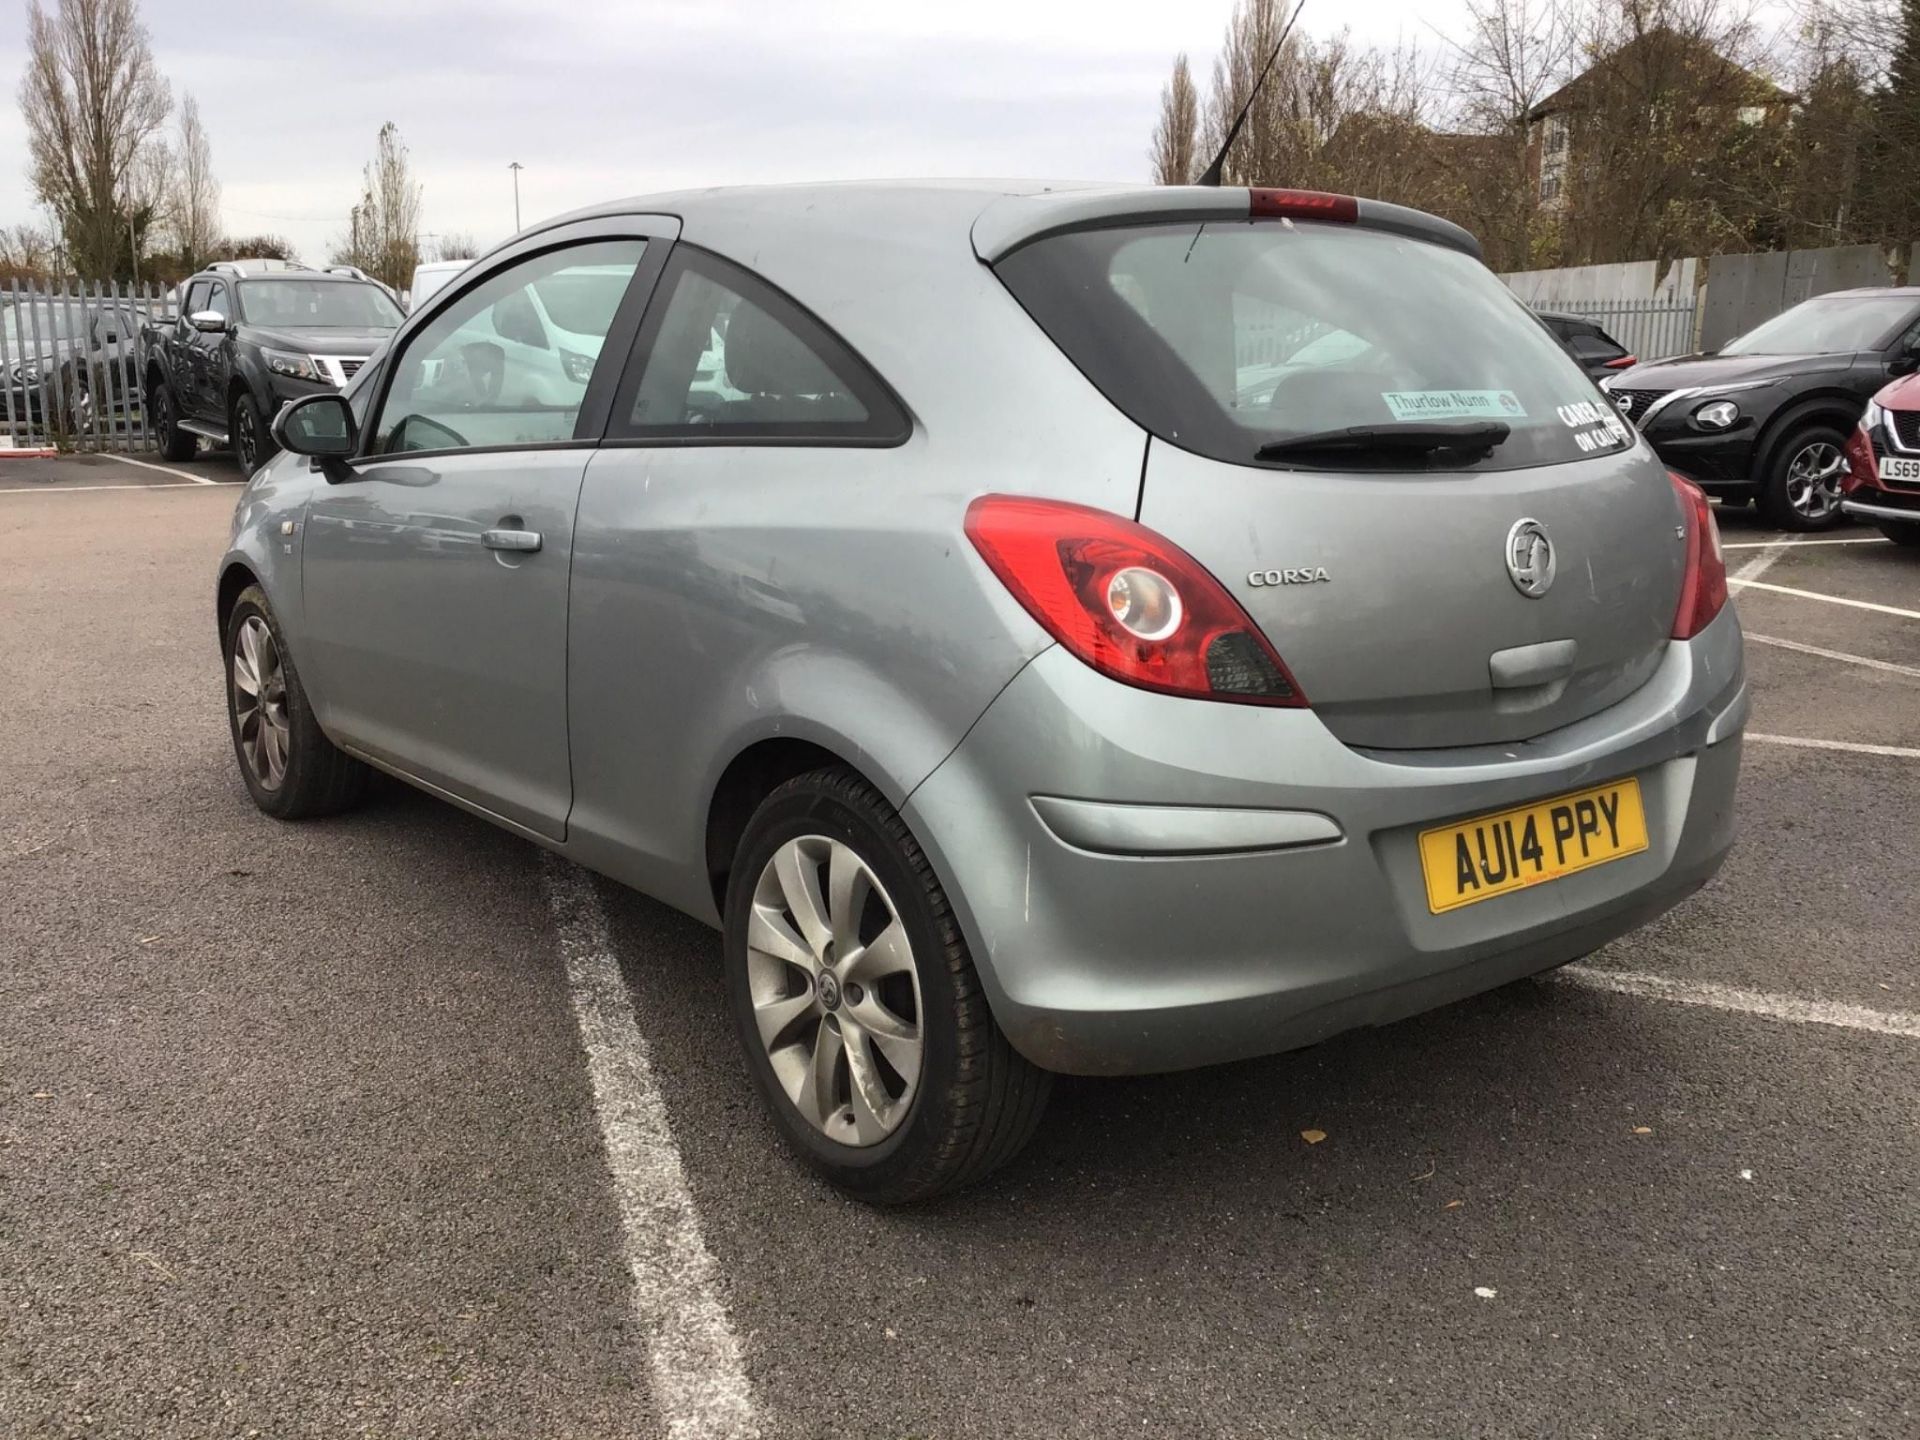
[1255,420,1511,461]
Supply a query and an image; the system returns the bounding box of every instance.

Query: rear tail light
[964,495,1307,707]
[1249,188,1358,223]
[1669,472,1728,641]
[1604,354,1638,369]
[1842,422,1876,494]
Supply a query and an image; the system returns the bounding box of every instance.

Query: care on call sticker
[1380,390,1527,422]
[1556,398,1633,453]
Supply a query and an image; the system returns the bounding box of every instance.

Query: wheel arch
[703,736,874,914]
[1752,392,1864,480]
[216,560,260,646]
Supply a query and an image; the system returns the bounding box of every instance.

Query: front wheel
[1876,521,1920,548]
[1758,426,1850,531]
[148,377,197,462]
[224,585,368,819]
[723,768,1050,1204]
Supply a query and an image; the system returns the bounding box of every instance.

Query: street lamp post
[508,161,523,233]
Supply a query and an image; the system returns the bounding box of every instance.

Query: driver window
[206,283,232,321]
[370,239,645,455]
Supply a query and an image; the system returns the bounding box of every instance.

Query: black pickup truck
[142,260,402,472]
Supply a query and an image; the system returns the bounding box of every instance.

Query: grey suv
[216,183,1746,1202]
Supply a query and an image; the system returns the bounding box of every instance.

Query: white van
[407,260,472,314]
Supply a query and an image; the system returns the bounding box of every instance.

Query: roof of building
[1528,27,1792,122]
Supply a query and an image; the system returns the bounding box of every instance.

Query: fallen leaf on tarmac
[1632,1126,1653,1135]
[1445,1199,1464,1209]
[1301,1129,1327,1145]
[884,1327,897,1340]
[137,936,161,945]
[30,1092,51,1100]
[1474,1287,1498,1299]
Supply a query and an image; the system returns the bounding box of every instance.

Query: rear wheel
[1758,426,1849,531]
[1876,521,1920,548]
[148,377,197,462]
[224,585,368,819]
[723,767,1050,1204]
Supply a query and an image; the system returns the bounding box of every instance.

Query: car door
[171,280,209,411]
[298,221,671,840]
[189,280,234,420]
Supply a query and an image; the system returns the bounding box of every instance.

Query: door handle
[482,528,543,553]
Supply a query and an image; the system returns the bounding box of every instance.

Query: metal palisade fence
[1531,296,1701,363]
[0,277,176,454]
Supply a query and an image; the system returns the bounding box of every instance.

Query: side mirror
[272,393,356,464]
[188,310,229,334]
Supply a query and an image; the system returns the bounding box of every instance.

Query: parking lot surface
[3,474,1916,1438]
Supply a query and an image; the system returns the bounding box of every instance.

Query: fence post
[0,280,16,445]
[56,276,76,450]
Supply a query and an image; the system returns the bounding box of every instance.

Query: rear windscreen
[995,221,1633,471]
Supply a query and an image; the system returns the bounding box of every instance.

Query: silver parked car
[218,182,1746,1202]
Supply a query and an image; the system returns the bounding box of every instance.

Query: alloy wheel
[235,404,258,473]
[746,835,925,1146]
[1784,441,1845,521]
[231,615,290,790]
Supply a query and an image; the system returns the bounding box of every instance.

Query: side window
[369,239,646,456]
[181,281,209,326]
[617,248,908,443]
[1568,333,1625,363]
[206,282,232,321]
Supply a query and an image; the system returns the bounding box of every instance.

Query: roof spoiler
[971,186,1482,265]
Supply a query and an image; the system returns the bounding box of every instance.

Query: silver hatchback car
[219,182,1745,1202]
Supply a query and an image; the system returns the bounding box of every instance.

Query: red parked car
[1842,373,1920,546]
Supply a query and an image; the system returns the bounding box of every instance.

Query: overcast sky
[0,0,1488,263]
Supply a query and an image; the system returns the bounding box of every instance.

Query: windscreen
[239,280,403,329]
[1720,294,1918,356]
[995,221,1632,470]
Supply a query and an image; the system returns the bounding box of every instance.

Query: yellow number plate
[1418,779,1649,915]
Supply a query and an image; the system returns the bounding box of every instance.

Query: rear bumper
[904,607,1746,1076]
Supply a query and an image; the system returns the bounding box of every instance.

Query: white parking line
[0,481,233,495]
[1722,536,1890,549]
[1560,965,1920,1041]
[1731,544,1792,586]
[1729,578,1920,621]
[1744,632,1920,679]
[1747,732,1920,759]
[101,452,216,483]
[540,854,761,1440]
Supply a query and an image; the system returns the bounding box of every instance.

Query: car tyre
[723,767,1051,1204]
[1758,424,1850,531]
[148,377,197,462]
[1875,521,1920,547]
[224,584,368,819]
[232,390,275,476]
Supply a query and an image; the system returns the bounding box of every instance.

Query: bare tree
[18,0,172,277]
[1555,0,1785,265]
[329,121,423,290]
[0,223,57,279]
[216,233,298,262]
[1150,54,1200,183]
[435,231,479,261]
[168,93,221,271]
[1438,0,1578,270]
